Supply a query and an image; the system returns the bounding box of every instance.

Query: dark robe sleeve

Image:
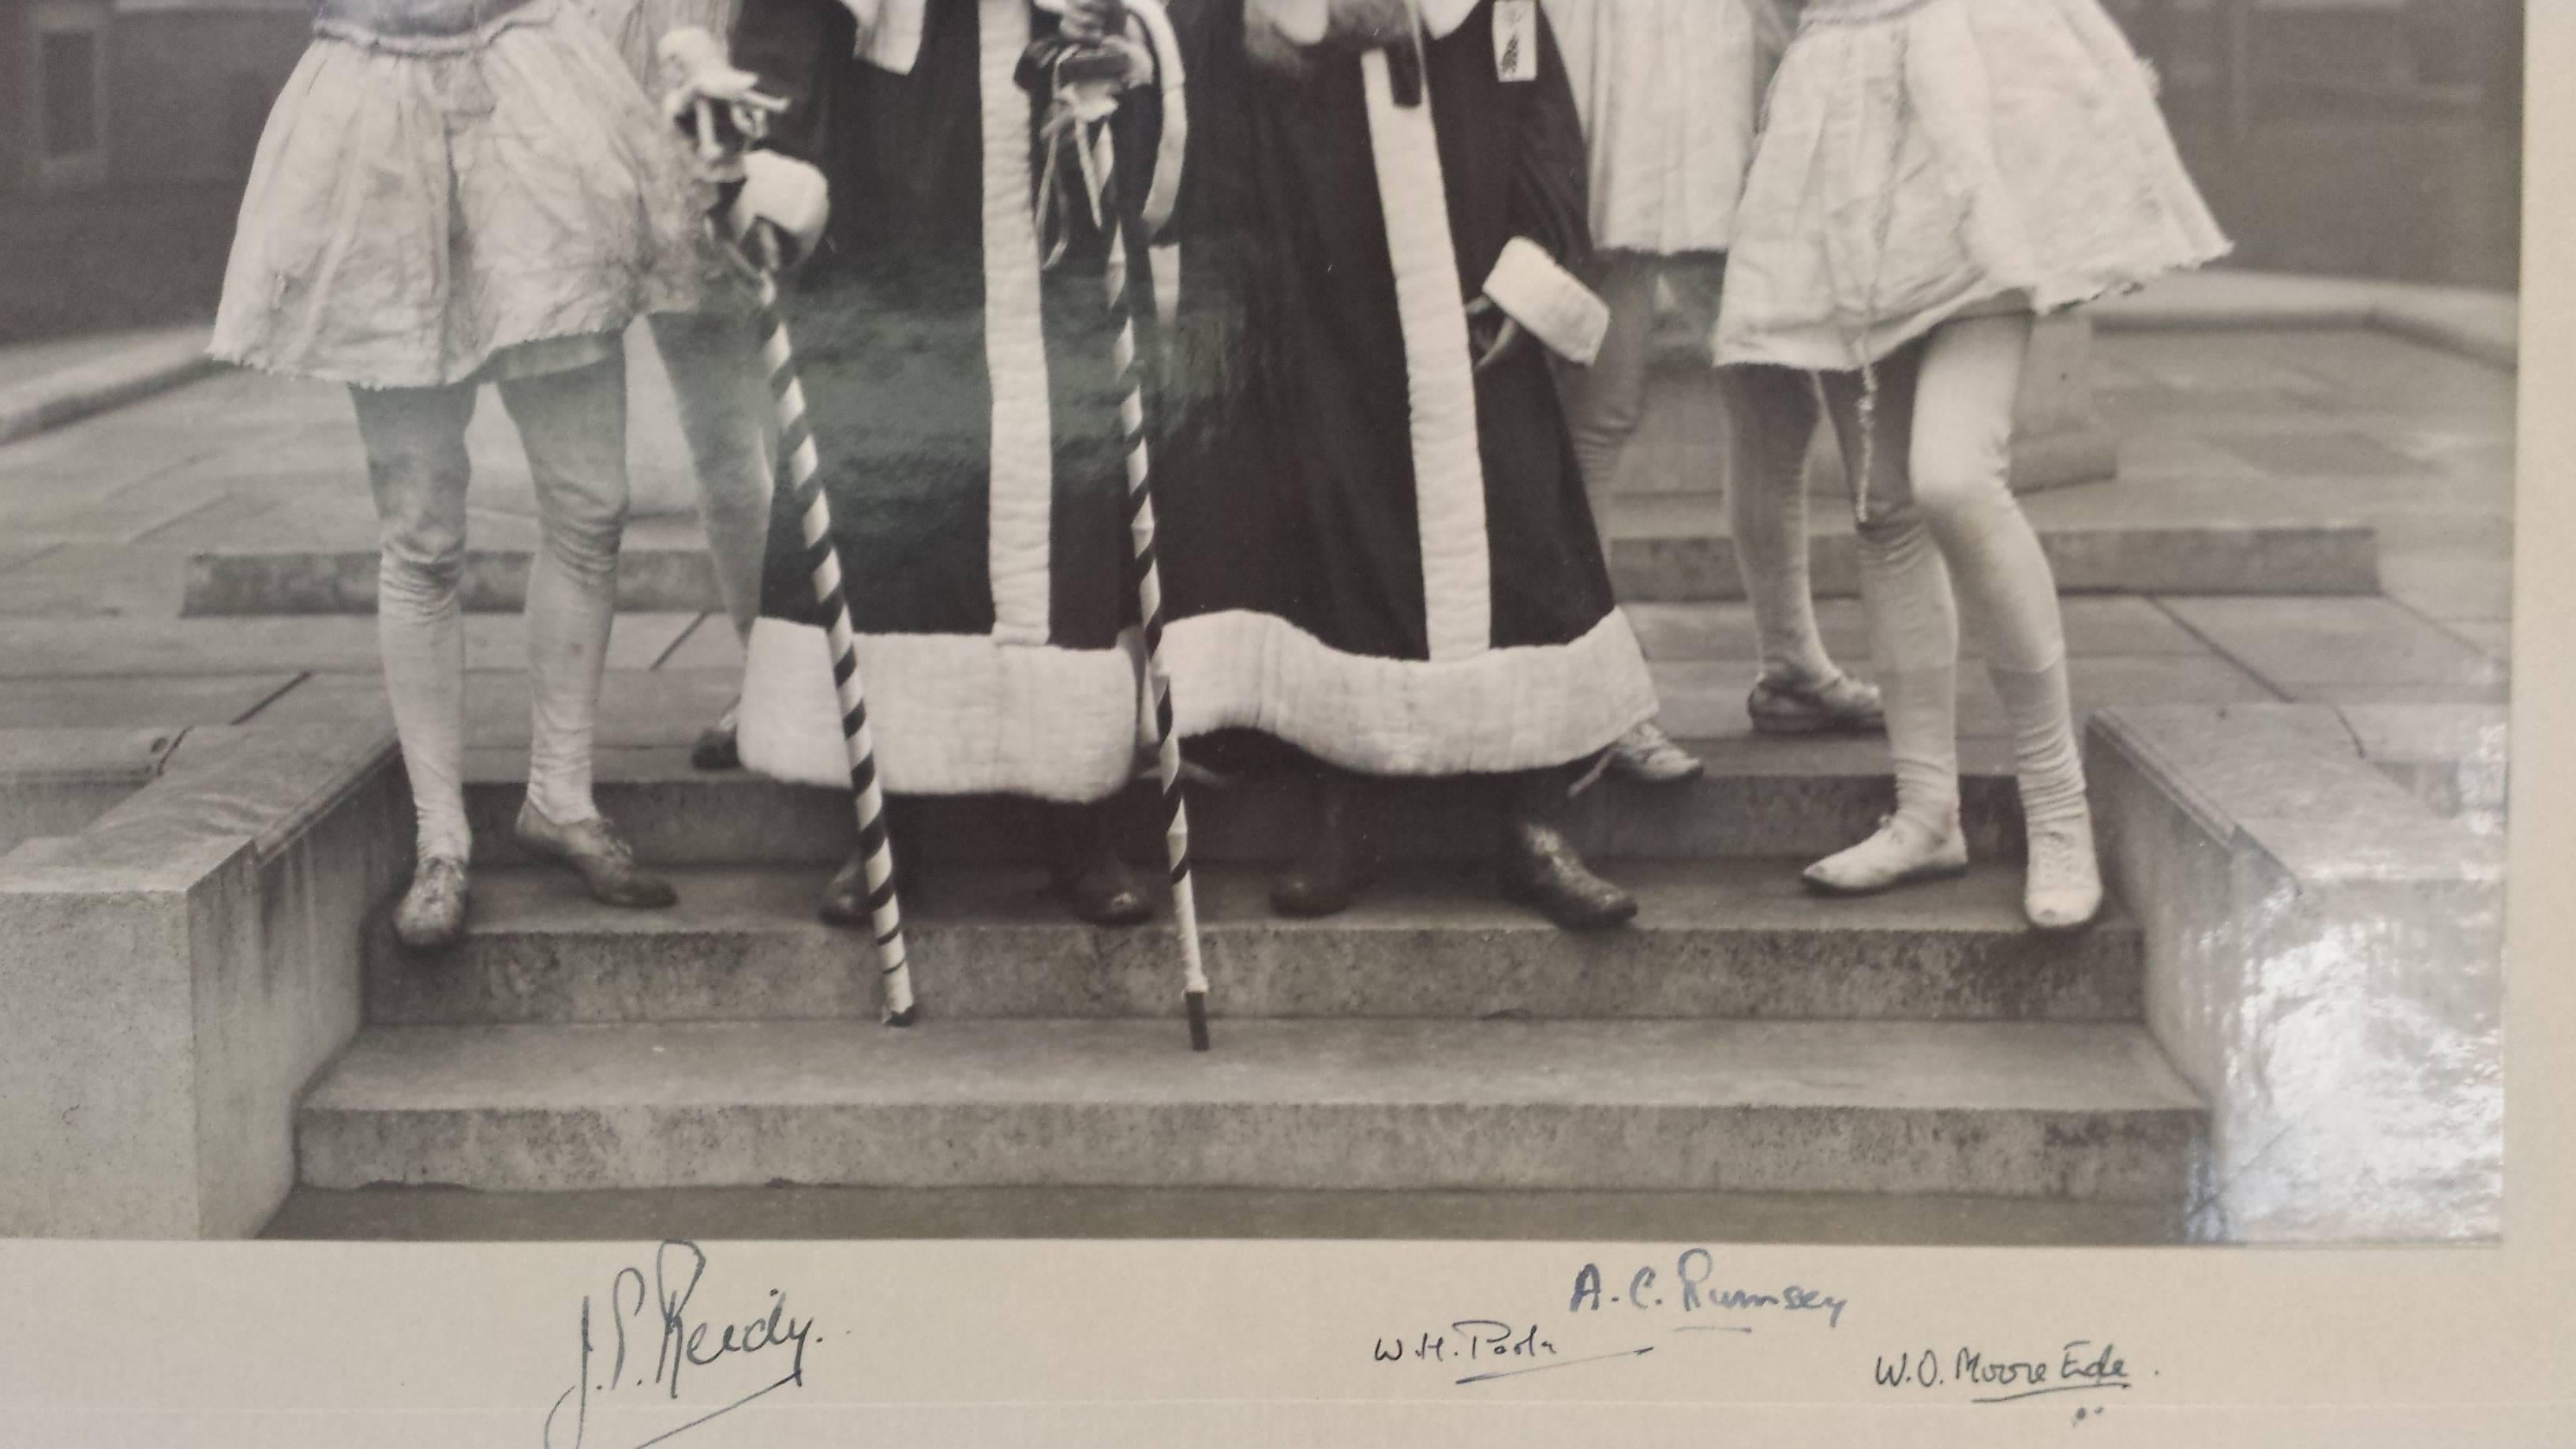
[728,0,857,163]
[1505,5,1595,282]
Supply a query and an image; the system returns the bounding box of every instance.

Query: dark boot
[1049,801,1152,927]
[1498,765,1635,930]
[1271,769,1383,919]
[818,799,920,928]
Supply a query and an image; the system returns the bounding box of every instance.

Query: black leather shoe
[690,702,740,771]
[1271,771,1383,919]
[513,803,676,909]
[818,849,883,929]
[1050,803,1151,927]
[1497,767,1635,930]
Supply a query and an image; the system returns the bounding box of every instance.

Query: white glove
[657,26,785,164]
[725,150,832,269]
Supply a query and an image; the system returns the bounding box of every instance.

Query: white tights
[1810,313,2086,836]
[1559,252,1838,686]
[350,355,632,864]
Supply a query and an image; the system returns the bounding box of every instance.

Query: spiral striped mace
[663,25,920,1028]
[750,272,919,1028]
[1087,109,1210,1051]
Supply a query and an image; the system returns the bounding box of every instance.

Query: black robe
[1152,0,1657,776]
[728,0,1169,801]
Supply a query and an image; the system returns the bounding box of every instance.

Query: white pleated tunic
[1542,0,1792,256]
[211,0,706,388]
[1715,0,2228,372]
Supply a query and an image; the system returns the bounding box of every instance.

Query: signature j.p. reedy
[544,1240,816,1449]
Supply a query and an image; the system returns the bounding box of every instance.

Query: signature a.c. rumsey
[543,1240,816,1449]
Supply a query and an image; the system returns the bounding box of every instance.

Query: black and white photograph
[0,0,2532,1316]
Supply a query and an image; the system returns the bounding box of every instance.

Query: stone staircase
[283,738,2208,1237]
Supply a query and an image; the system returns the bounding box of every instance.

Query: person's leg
[1271,763,1388,919]
[350,381,479,950]
[1047,799,1152,927]
[1559,252,1662,504]
[1802,346,1973,894]
[1563,255,1707,784]
[1904,313,2099,928]
[1719,360,1885,734]
[647,310,777,769]
[497,354,677,909]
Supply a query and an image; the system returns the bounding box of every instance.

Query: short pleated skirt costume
[1714,0,2227,373]
[211,0,705,388]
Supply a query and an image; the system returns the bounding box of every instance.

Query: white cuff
[728,151,831,264]
[1481,237,1611,366]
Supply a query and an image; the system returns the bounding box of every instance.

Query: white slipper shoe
[2024,814,2104,931]
[1803,811,1969,897]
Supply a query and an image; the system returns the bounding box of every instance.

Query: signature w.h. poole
[544,1240,816,1449]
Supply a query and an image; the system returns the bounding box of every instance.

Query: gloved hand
[657,26,786,164]
[1059,0,1129,43]
[724,150,831,273]
[1466,296,1526,375]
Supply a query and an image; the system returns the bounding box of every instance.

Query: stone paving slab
[1623,597,2207,664]
[2278,680,2511,707]
[1651,655,2279,740]
[654,614,743,671]
[2379,531,2516,623]
[2095,271,2518,372]
[2449,621,2510,660]
[245,667,737,748]
[2157,596,2510,692]
[0,541,197,619]
[0,613,703,679]
[0,672,304,729]
[0,472,238,549]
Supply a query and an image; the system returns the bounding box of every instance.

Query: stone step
[181,512,2375,613]
[262,1182,2185,1245]
[461,739,2032,867]
[1602,509,2377,604]
[365,863,2141,1028]
[295,1017,2203,1200]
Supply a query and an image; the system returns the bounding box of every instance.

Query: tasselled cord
[1842,20,1907,529]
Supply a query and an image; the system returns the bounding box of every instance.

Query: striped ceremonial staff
[751,269,919,1028]
[1088,110,1211,1052]
[662,21,919,1028]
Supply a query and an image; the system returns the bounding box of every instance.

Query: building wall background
[0,0,2533,343]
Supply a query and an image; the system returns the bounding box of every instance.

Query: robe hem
[736,617,1145,801]
[1163,608,1661,777]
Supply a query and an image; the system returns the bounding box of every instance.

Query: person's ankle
[521,788,599,829]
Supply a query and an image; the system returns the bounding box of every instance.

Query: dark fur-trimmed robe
[1152,0,1657,776]
[728,0,1167,799]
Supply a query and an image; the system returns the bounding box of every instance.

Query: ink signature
[1568,1248,1851,1328]
[543,1241,817,1449]
[1873,1339,2140,1413]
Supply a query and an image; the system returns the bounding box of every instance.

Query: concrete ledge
[0,328,221,446]
[2087,703,2504,1244]
[0,728,189,856]
[2093,271,2518,372]
[0,720,408,1237]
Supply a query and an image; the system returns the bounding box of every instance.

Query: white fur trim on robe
[978,0,1056,645]
[1362,46,1490,664]
[1162,609,1659,777]
[738,618,1145,799]
[1482,236,1610,365]
[839,0,927,72]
